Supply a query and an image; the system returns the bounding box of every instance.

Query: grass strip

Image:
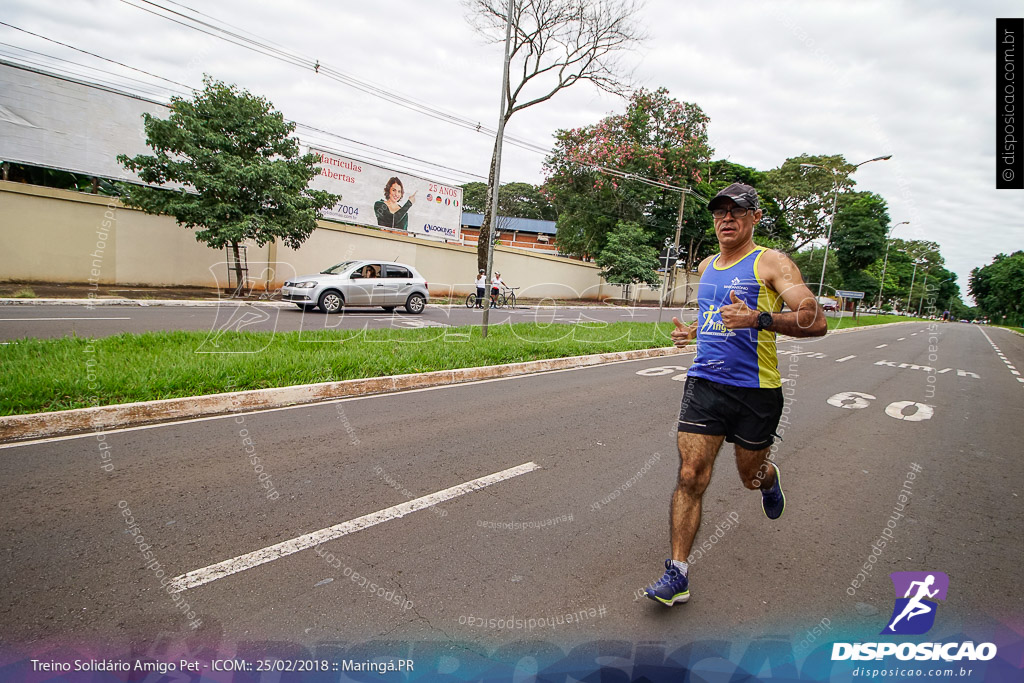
[828,314,932,330]
[1,315,936,417]
[0,322,680,416]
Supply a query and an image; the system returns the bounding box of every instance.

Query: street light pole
[817,174,839,298]
[917,268,930,316]
[800,155,892,298]
[877,220,909,310]
[906,260,920,313]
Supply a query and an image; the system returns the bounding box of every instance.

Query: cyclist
[475,269,486,309]
[491,272,505,308]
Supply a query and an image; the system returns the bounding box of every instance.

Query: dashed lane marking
[978,327,1022,388]
[836,355,856,362]
[167,461,542,593]
[875,344,888,348]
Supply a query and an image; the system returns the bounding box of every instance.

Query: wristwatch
[756,311,774,331]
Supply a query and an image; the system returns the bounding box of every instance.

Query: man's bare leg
[670,432,726,561]
[735,443,785,519]
[734,444,775,491]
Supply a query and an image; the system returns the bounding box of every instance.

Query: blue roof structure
[460,212,557,236]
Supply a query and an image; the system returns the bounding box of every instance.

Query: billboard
[308,148,463,241]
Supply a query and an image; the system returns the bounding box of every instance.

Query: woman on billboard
[374,176,417,230]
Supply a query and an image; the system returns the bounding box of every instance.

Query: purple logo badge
[881,572,949,635]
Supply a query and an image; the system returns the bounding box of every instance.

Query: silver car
[282,260,430,314]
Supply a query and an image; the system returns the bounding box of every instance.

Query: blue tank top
[687,247,783,389]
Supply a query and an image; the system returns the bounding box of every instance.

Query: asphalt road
[0,302,697,340]
[0,322,1020,657]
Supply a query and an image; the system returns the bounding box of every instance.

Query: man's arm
[719,249,827,337]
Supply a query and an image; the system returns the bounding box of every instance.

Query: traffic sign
[836,290,865,299]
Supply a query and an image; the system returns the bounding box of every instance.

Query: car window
[386,265,412,278]
[356,264,382,279]
[322,260,357,274]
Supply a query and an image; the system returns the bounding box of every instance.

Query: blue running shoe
[645,559,690,606]
[761,462,785,520]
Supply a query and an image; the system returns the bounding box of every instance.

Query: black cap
[479,269,485,273]
[708,182,760,211]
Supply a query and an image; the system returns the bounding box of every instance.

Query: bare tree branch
[463,0,646,271]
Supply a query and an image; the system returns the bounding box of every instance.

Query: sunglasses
[711,206,755,219]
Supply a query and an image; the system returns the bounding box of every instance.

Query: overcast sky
[3,0,1023,301]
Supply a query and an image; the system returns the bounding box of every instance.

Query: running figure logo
[881,571,949,635]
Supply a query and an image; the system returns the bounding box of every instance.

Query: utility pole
[667,191,686,306]
[481,0,514,339]
[658,192,686,324]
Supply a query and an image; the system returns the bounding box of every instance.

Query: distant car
[282,260,429,314]
[821,302,838,312]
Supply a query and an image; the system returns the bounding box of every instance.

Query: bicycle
[498,287,519,309]
[465,291,485,309]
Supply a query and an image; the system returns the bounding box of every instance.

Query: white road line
[168,461,542,593]
[835,355,856,362]
[897,337,906,341]
[978,327,1023,387]
[875,344,888,348]
[0,317,131,321]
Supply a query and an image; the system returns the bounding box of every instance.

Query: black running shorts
[677,375,784,450]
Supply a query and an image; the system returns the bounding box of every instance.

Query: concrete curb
[0,346,684,444]
[0,320,927,444]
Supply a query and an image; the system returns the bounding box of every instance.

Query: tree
[596,221,660,287]
[792,246,842,295]
[460,181,556,219]
[117,76,337,291]
[863,238,944,311]
[830,192,890,278]
[761,154,857,252]
[970,251,1024,326]
[543,87,712,262]
[464,0,645,270]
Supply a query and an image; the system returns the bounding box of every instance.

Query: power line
[294,123,488,181]
[0,43,188,99]
[117,0,553,156]
[0,20,192,91]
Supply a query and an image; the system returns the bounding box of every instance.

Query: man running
[645,183,828,606]
[887,575,939,631]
